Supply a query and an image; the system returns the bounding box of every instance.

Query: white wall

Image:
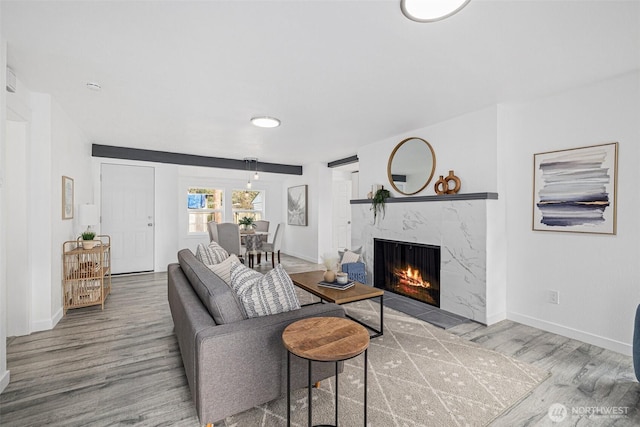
[50,99,94,327]
[502,71,640,355]
[283,161,332,263]
[5,121,29,336]
[357,106,499,199]
[0,33,10,394]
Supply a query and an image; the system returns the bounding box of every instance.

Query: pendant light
[253,159,260,180]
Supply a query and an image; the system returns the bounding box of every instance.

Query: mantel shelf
[350,192,498,204]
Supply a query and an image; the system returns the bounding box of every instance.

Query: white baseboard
[0,370,10,394]
[507,311,632,356]
[31,307,63,333]
[282,252,318,264]
[485,311,507,326]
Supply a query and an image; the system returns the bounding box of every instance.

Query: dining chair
[216,223,244,261]
[262,223,283,268]
[254,220,270,233]
[207,221,218,243]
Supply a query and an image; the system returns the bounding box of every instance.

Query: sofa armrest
[194,303,345,424]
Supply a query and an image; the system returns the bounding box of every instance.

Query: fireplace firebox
[374,238,440,307]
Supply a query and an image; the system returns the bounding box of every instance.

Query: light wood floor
[1,254,638,426]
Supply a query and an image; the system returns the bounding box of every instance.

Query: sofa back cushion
[178,249,245,324]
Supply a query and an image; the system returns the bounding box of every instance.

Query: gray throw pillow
[230,262,300,319]
[178,249,245,324]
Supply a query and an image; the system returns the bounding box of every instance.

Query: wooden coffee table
[288,270,384,338]
[282,317,370,427]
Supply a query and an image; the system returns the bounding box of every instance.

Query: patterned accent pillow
[207,254,240,286]
[230,263,300,318]
[195,241,229,266]
[340,250,360,265]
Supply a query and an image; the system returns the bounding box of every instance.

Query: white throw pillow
[196,241,229,266]
[207,254,240,285]
[230,263,300,318]
[340,250,360,265]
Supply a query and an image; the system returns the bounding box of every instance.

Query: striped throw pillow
[230,262,300,318]
[207,254,240,286]
[195,241,229,266]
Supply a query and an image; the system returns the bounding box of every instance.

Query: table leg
[364,349,368,426]
[308,359,312,427]
[335,361,339,426]
[287,352,291,427]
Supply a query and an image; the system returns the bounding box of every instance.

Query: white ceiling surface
[2,1,639,166]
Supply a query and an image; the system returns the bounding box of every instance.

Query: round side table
[282,316,370,427]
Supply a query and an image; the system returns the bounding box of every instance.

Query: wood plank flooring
[1,254,639,426]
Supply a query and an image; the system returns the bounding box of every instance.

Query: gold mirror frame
[387,137,436,196]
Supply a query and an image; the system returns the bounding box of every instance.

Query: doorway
[101,164,155,274]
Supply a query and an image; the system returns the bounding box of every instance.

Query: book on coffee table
[317,280,355,290]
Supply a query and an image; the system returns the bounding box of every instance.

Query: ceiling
[2,1,639,166]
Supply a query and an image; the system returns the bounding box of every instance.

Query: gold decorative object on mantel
[434,170,461,195]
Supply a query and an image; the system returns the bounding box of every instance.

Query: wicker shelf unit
[62,235,111,313]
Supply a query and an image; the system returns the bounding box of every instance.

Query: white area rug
[225,299,550,426]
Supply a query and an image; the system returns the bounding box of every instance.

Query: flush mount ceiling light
[401,0,471,22]
[250,116,280,128]
[86,82,102,91]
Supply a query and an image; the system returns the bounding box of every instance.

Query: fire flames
[394,266,430,289]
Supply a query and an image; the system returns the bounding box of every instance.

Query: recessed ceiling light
[251,116,281,128]
[86,82,102,91]
[401,0,471,23]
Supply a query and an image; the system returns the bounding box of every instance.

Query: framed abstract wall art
[287,185,308,226]
[62,175,74,220]
[532,142,618,234]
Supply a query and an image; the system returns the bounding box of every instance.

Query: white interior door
[101,164,154,274]
[332,180,352,251]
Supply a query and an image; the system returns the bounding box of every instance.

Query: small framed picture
[287,185,308,226]
[62,176,74,220]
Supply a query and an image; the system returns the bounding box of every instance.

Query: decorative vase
[434,170,461,195]
[323,270,336,283]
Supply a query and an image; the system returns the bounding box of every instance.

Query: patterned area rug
[225,299,550,427]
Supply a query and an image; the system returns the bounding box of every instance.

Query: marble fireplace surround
[351,193,503,325]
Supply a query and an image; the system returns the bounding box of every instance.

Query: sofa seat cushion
[230,263,300,319]
[196,241,229,266]
[178,249,245,324]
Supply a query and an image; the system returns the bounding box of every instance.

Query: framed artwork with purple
[532,142,618,234]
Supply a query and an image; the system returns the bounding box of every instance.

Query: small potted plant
[238,216,256,233]
[371,186,391,224]
[81,231,97,250]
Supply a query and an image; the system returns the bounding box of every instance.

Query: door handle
[148,223,153,226]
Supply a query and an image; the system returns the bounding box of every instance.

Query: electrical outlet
[549,290,560,305]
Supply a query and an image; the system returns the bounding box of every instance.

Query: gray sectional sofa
[168,249,345,425]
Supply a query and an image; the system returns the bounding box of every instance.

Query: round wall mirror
[387,137,436,195]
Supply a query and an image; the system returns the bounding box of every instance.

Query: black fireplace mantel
[350,192,498,205]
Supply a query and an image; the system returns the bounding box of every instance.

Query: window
[232,190,264,224]
[188,188,223,233]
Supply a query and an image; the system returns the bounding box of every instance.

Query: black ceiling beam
[92,144,303,175]
[327,155,358,168]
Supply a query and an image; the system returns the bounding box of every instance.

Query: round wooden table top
[282,317,370,362]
